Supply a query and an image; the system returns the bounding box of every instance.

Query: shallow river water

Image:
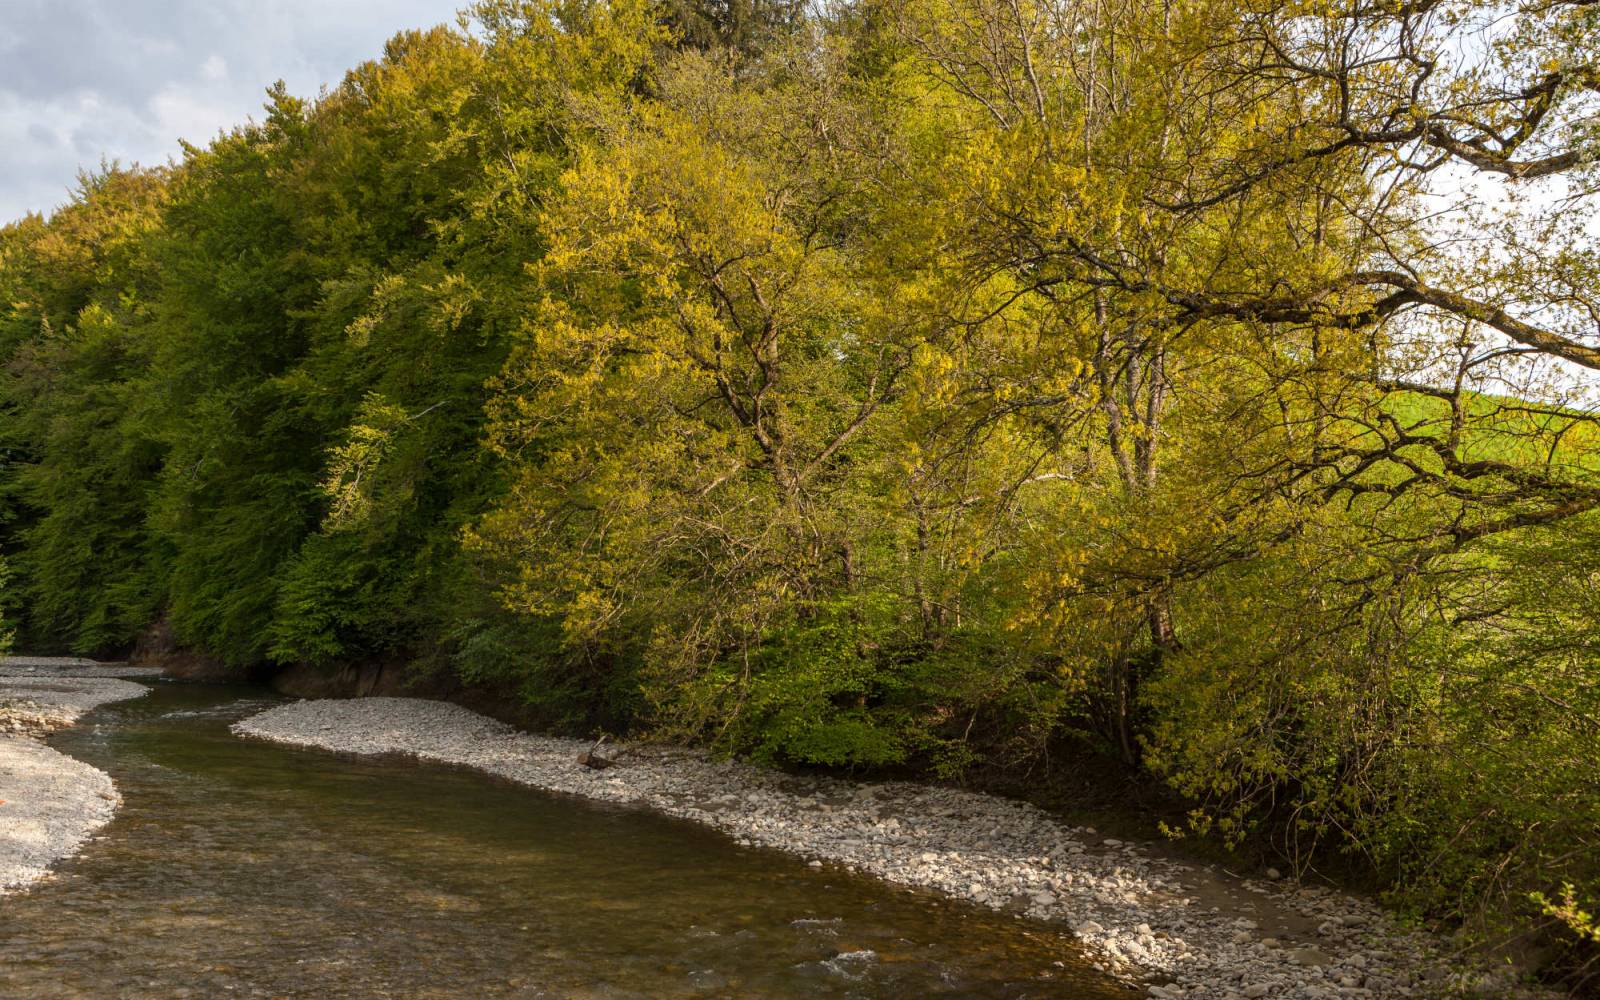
[1,682,1133,998]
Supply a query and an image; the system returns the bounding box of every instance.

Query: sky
[0,0,462,225]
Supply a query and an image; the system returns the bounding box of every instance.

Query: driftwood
[577,735,615,770]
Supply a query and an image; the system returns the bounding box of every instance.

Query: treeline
[2,0,1598,981]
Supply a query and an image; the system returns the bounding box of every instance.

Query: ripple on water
[1,683,1135,999]
[817,948,879,980]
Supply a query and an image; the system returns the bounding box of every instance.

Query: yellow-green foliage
[2,0,1598,976]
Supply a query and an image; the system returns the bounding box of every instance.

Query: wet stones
[0,664,148,896]
[234,697,1558,1000]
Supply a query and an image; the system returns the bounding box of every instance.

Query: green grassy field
[1383,389,1600,473]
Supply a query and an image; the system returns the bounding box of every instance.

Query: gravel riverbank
[237,697,1547,999]
[0,658,150,894]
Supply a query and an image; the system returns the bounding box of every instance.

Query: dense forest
[2,0,1597,985]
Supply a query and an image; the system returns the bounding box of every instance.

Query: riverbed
[0,680,1130,998]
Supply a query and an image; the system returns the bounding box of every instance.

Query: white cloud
[200,54,229,83]
[148,86,235,150]
[0,0,460,224]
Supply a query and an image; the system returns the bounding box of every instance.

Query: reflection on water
[1,682,1132,998]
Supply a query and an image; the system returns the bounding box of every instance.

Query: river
[0,681,1132,998]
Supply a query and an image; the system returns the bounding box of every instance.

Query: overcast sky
[1,0,462,224]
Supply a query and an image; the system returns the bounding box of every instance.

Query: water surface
[1,682,1131,998]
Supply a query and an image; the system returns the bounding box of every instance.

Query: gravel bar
[236,697,1547,999]
[0,658,150,894]
[0,655,164,680]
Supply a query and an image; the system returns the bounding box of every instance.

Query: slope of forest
[1,0,1597,989]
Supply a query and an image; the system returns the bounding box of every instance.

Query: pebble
[234,696,1558,1000]
[0,659,149,895]
[1289,946,1332,967]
